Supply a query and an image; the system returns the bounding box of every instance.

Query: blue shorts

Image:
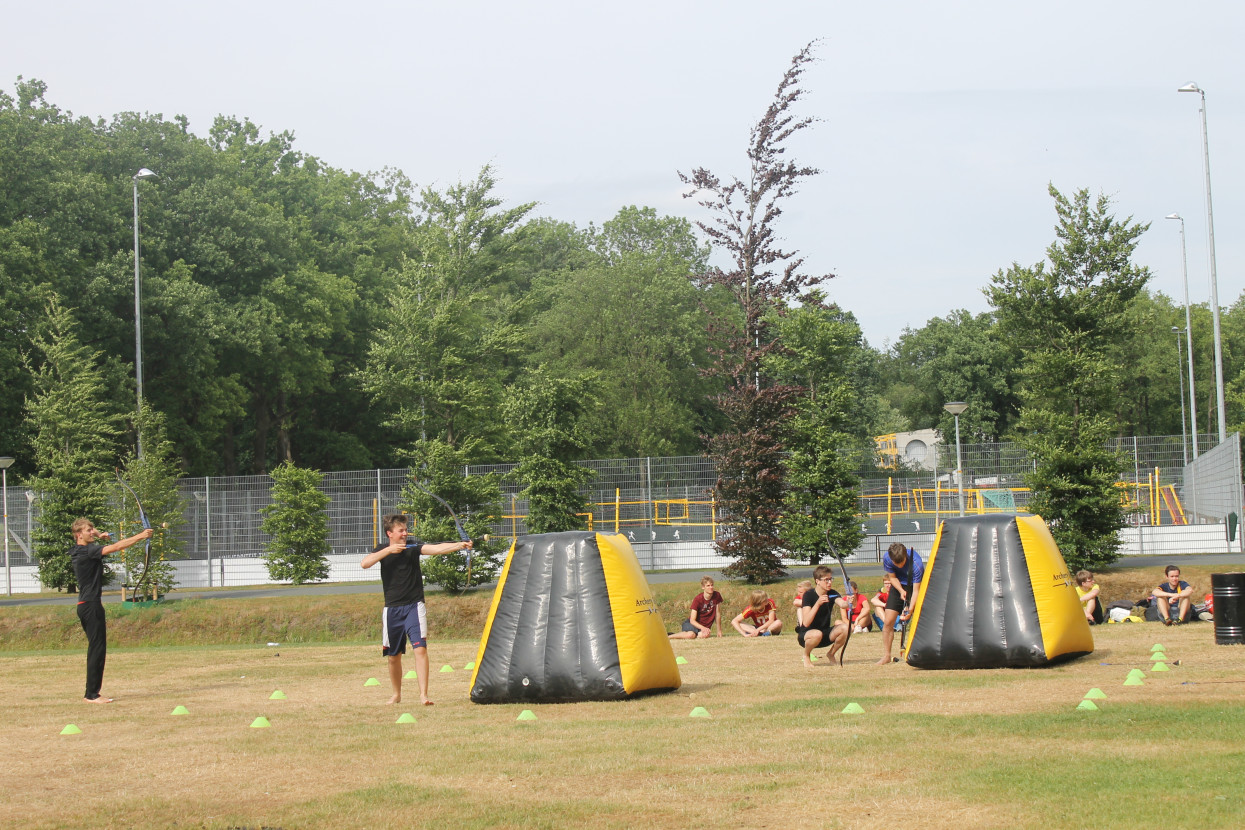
[382,602,427,655]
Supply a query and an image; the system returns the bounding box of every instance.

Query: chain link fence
[2,434,1241,593]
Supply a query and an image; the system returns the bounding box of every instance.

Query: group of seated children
[668,543,927,668]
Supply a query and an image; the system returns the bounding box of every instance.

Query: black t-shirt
[801,588,842,631]
[70,543,107,603]
[376,541,426,607]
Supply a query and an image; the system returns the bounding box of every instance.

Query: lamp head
[133,168,157,181]
[0,456,13,470]
[1165,213,1181,221]
[944,402,969,417]
[1173,326,1180,334]
[1178,83,1201,94]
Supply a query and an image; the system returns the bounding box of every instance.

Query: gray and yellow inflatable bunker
[469,531,681,703]
[905,514,1093,669]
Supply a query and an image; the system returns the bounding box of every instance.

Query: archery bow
[825,533,854,666]
[115,470,152,603]
[410,478,473,586]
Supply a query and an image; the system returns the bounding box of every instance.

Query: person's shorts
[796,625,833,648]
[382,601,427,655]
[885,587,911,613]
[681,619,707,634]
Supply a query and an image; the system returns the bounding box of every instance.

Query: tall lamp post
[1,456,13,597]
[1178,83,1226,444]
[132,167,157,457]
[944,402,968,517]
[1166,213,1198,459]
[1173,328,1189,466]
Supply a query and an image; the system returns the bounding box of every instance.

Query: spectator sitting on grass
[1151,565,1195,626]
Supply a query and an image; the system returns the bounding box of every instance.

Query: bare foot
[85,695,113,704]
[875,657,891,665]
[802,658,815,669]
[421,698,435,706]
[388,694,401,705]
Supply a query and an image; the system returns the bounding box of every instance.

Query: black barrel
[1211,573,1245,645]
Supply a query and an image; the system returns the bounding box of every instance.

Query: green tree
[113,405,184,600]
[988,185,1149,569]
[259,461,331,584]
[397,439,505,593]
[503,370,598,533]
[680,43,828,582]
[24,297,123,590]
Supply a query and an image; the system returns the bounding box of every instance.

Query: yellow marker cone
[60,724,82,735]
[841,702,865,714]
[363,677,381,686]
[516,710,538,721]
[250,716,271,728]
[1151,662,1170,672]
[675,656,688,665]
[1076,700,1100,711]
[1083,689,1107,700]
[689,706,711,718]
[171,705,190,715]
[395,713,416,724]
[269,690,287,700]
[404,670,417,679]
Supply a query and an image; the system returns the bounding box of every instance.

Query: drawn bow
[825,532,853,666]
[116,470,152,603]
[411,478,473,586]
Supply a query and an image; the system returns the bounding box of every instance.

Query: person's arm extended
[731,612,750,636]
[419,540,471,557]
[101,528,153,556]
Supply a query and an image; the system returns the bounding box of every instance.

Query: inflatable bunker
[469,531,681,702]
[905,514,1093,669]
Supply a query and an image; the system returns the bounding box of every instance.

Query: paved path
[2,553,1240,608]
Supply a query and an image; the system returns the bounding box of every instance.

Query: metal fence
[2,434,1241,591]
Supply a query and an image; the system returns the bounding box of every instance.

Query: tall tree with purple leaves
[680,43,831,583]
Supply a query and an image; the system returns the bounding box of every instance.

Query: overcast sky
[5,1,1242,348]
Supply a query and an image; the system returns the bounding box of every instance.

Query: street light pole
[1,456,13,597]
[944,402,968,517]
[1166,213,1198,459]
[132,167,156,457]
[1173,328,1189,466]
[1178,84,1226,444]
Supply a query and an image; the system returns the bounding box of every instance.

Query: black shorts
[885,586,911,613]
[796,625,834,648]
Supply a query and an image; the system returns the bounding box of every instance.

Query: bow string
[411,477,473,585]
[116,469,152,603]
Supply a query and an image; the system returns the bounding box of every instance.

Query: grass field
[1,573,1242,829]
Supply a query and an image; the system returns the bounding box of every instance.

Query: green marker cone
[1151,662,1170,672]
[1083,688,1107,700]
[60,724,82,735]
[250,716,271,728]
[1124,676,1144,686]
[841,702,865,714]
[1151,652,1168,662]
[269,690,287,699]
[675,656,688,665]
[363,677,381,686]
[1151,643,1165,652]
[1127,669,1146,680]
[463,661,475,670]
[1076,700,1100,711]
[395,713,416,724]
[404,670,417,679]
[439,664,454,673]
[689,706,711,718]
[171,705,190,715]
[516,710,538,721]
